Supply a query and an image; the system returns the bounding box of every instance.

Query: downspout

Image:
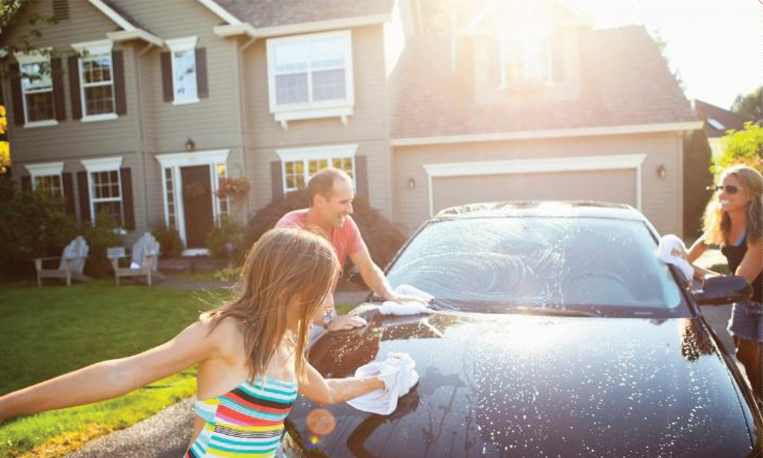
[237,35,257,219]
[135,42,154,233]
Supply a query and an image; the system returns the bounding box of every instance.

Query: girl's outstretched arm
[299,362,384,405]
[0,320,220,424]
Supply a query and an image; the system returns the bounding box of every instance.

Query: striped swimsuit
[185,376,298,457]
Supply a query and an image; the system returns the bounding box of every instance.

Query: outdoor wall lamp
[408,177,416,189]
[656,164,667,179]
[185,138,196,152]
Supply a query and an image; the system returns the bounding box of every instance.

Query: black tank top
[721,233,762,302]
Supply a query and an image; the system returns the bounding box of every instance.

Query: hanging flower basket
[216,177,251,201]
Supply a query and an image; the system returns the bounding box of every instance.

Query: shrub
[713,121,763,173]
[153,224,184,259]
[244,190,408,270]
[206,217,245,263]
[82,212,122,278]
[0,177,78,278]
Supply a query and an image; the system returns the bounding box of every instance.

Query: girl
[687,165,763,399]
[0,228,385,457]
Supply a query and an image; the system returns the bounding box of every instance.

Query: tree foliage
[731,86,763,122]
[713,121,763,173]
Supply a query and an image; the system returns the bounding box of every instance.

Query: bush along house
[2,0,701,255]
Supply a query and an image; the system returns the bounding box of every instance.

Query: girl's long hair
[702,165,763,245]
[205,227,340,383]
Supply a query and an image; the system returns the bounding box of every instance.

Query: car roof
[433,201,646,222]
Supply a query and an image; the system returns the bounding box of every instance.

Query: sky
[568,0,763,110]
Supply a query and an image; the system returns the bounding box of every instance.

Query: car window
[387,217,686,315]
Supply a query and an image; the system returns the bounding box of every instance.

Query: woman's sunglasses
[708,184,740,194]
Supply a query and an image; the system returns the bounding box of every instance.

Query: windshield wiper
[507,306,602,317]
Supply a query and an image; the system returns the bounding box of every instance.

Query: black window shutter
[270,161,284,201]
[21,175,31,193]
[52,57,67,121]
[552,32,564,83]
[62,172,75,215]
[77,170,91,222]
[161,51,173,102]
[68,56,82,120]
[354,155,369,201]
[10,63,24,126]
[196,47,208,98]
[120,168,135,230]
[112,50,127,115]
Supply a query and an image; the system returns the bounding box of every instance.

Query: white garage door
[432,169,638,215]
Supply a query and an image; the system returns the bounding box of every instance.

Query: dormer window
[500,32,552,88]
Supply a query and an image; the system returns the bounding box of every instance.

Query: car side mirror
[347,265,369,290]
[693,275,753,306]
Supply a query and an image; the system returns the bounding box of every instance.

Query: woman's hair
[702,165,763,245]
[206,227,340,383]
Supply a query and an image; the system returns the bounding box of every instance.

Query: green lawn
[0,280,221,457]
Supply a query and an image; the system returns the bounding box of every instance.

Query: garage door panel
[433,169,637,214]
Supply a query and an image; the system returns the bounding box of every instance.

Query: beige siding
[2,3,139,162]
[393,132,684,236]
[241,24,392,217]
[432,169,637,213]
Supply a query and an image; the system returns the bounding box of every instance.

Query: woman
[687,165,763,399]
[0,228,385,457]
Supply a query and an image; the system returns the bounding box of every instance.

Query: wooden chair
[108,233,165,286]
[33,236,93,287]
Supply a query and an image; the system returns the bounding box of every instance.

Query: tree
[0,105,8,174]
[731,86,763,122]
[713,121,763,173]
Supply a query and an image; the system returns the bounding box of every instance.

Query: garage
[425,154,644,216]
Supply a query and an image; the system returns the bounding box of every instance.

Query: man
[276,168,421,333]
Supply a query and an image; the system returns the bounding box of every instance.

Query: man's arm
[349,246,396,300]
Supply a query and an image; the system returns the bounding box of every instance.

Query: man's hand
[326,315,367,332]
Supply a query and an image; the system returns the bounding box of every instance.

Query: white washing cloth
[658,234,694,281]
[347,352,418,415]
[380,284,435,315]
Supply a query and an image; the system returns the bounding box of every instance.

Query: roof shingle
[213,0,394,28]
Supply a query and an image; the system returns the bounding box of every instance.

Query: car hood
[285,308,758,457]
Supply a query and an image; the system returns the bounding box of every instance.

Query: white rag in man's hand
[657,234,694,281]
[347,352,418,415]
[380,284,435,315]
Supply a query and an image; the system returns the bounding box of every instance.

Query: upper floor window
[73,40,116,121]
[15,50,57,126]
[501,32,552,88]
[166,37,199,104]
[277,145,357,193]
[267,30,354,124]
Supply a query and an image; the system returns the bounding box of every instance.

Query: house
[2,0,700,255]
[693,99,753,158]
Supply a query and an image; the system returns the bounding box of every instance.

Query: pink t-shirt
[275,209,365,266]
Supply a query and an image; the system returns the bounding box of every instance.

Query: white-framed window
[14,49,57,127]
[72,40,116,121]
[166,37,199,105]
[266,30,354,123]
[277,144,357,193]
[500,32,552,88]
[81,157,124,225]
[26,162,64,197]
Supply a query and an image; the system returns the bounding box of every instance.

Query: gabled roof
[212,0,394,28]
[392,26,699,141]
[693,99,753,138]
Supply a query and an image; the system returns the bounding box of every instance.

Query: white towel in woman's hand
[657,234,694,281]
[347,352,418,415]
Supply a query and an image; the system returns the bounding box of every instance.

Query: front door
[181,165,214,250]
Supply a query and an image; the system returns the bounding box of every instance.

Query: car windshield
[386,217,687,316]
